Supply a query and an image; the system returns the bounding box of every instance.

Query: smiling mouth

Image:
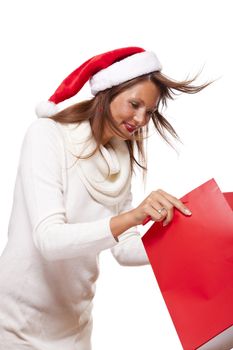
[123,122,137,133]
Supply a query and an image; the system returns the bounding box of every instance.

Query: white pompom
[35,100,59,118]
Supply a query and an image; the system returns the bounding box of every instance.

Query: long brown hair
[48,71,211,178]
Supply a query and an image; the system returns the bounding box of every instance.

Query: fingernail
[184,208,192,215]
[163,221,168,227]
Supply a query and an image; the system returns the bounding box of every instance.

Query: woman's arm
[110,187,150,266]
[110,177,192,267]
[110,190,191,239]
[109,210,135,240]
[19,118,119,261]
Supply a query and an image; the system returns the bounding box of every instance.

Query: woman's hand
[129,189,192,226]
[110,189,192,241]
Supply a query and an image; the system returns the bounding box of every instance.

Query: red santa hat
[35,46,162,118]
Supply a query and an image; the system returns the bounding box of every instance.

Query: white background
[0,0,232,349]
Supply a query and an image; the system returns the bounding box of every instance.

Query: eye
[130,101,139,109]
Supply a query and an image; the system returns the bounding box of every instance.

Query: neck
[101,129,113,146]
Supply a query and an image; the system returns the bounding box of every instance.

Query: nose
[133,110,147,126]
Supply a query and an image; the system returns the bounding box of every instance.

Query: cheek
[111,102,131,122]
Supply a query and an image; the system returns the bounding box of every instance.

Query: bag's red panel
[224,192,233,210]
[142,179,233,350]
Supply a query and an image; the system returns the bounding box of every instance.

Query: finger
[150,193,174,224]
[156,207,168,217]
[147,198,168,221]
[158,207,171,227]
[157,189,192,216]
[162,207,173,227]
[156,198,174,225]
[150,198,169,221]
[144,204,165,222]
[153,204,168,219]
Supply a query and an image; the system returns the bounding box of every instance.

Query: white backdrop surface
[0,1,232,349]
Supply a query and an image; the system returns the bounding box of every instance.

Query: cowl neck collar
[60,121,131,206]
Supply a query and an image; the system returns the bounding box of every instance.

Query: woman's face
[103,80,160,144]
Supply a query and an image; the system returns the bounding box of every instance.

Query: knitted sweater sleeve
[19,118,118,261]
[110,186,150,266]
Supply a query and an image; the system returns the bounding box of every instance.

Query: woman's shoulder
[27,118,86,137]
[24,117,69,142]
[25,119,106,159]
[26,117,59,133]
[21,118,68,153]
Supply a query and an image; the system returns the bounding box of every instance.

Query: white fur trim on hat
[35,100,59,118]
[89,51,162,95]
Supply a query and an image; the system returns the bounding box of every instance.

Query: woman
[0,46,209,349]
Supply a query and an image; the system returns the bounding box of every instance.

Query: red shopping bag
[142,178,233,350]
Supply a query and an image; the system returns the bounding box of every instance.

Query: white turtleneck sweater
[0,118,149,350]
